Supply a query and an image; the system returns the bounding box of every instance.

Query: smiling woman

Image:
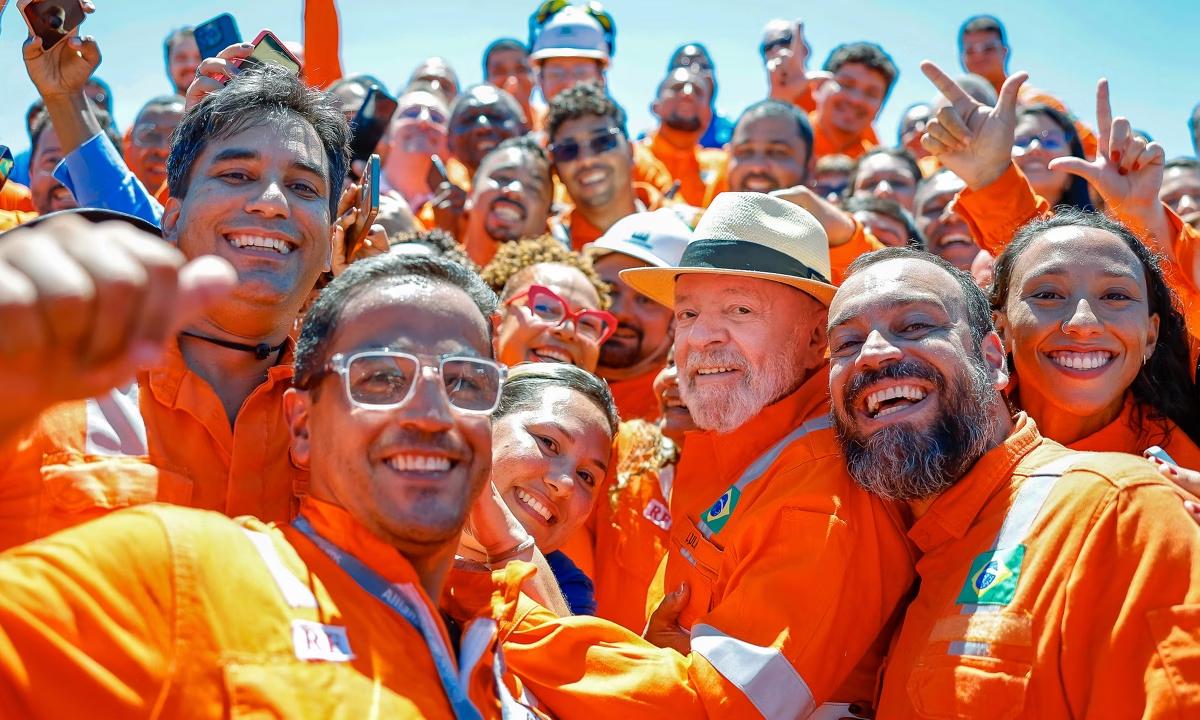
[990,208,1200,465]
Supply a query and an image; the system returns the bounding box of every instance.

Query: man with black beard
[827,246,1200,717]
[586,208,691,421]
[639,66,726,207]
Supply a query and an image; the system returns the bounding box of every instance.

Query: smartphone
[194,12,241,61]
[426,154,450,193]
[238,29,301,75]
[22,0,85,51]
[1146,446,1178,466]
[0,146,13,192]
[348,87,398,163]
[347,154,381,260]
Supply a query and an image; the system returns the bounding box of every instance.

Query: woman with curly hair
[482,234,614,373]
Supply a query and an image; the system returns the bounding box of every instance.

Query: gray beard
[834,353,1000,501]
[681,344,801,435]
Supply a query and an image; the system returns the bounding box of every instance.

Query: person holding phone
[380,85,451,222]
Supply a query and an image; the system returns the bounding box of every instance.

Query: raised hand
[1048,80,1170,243]
[185,42,254,110]
[0,216,235,442]
[919,60,1028,190]
[770,184,855,247]
[19,0,98,100]
[329,181,387,276]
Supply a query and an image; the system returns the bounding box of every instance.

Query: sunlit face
[168,33,201,95]
[728,114,809,193]
[673,274,826,434]
[127,103,184,191]
[465,147,552,251]
[492,385,613,552]
[498,263,606,372]
[1012,112,1072,204]
[914,172,981,271]
[653,68,713,135]
[486,47,534,107]
[853,153,918,211]
[29,123,76,214]
[162,116,332,334]
[388,91,450,157]
[994,227,1159,424]
[819,62,888,136]
[448,87,526,172]
[653,350,696,444]
[1161,165,1200,229]
[594,253,674,373]
[551,114,632,211]
[538,57,604,102]
[960,30,1007,81]
[285,281,494,553]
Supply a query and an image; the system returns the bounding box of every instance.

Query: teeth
[516,488,552,522]
[228,234,292,255]
[535,348,571,363]
[1049,351,1114,371]
[492,204,522,221]
[697,367,735,376]
[865,384,928,416]
[385,454,451,473]
[580,169,606,184]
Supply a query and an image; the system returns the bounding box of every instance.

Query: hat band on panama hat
[678,238,831,285]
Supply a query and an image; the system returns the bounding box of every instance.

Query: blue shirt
[544,549,597,616]
[53,133,163,226]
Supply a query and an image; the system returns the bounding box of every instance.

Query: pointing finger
[920,60,977,114]
[1096,79,1113,158]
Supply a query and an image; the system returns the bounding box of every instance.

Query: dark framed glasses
[760,32,792,59]
[506,284,618,344]
[321,350,507,414]
[548,126,623,164]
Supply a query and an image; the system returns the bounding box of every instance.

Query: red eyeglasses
[506,284,618,344]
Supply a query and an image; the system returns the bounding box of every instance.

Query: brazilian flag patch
[702,487,741,534]
[956,544,1026,606]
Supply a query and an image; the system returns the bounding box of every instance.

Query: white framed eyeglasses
[320,350,507,414]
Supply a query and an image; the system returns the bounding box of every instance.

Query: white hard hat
[530,6,610,65]
[587,208,693,268]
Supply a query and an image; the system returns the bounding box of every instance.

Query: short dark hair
[823,42,899,98]
[989,207,1200,445]
[327,74,388,98]
[843,195,925,248]
[167,66,350,218]
[847,146,921,194]
[390,228,479,273]
[163,27,195,68]
[480,234,610,308]
[293,254,499,391]
[959,15,1007,45]
[496,363,620,436]
[135,95,186,124]
[87,76,115,115]
[733,99,814,168]
[845,246,993,347]
[546,82,627,144]
[1018,104,1092,211]
[450,84,525,127]
[477,134,551,187]
[1190,102,1199,151]
[483,38,527,78]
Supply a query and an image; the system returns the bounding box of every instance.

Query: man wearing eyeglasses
[0,249,552,717]
[547,83,661,249]
[125,95,185,202]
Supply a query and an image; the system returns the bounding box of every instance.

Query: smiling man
[725,98,813,194]
[827,246,1200,717]
[446,84,529,185]
[914,168,983,271]
[461,136,554,266]
[0,253,547,717]
[811,42,896,161]
[0,67,347,550]
[125,95,185,196]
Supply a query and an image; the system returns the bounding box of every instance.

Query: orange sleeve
[952,162,1052,256]
[0,508,175,717]
[829,217,885,285]
[302,0,344,90]
[1060,481,1200,716]
[1160,207,1200,344]
[0,182,35,213]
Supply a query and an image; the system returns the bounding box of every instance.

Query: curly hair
[480,234,611,308]
[390,228,479,273]
[609,419,677,511]
[546,82,627,145]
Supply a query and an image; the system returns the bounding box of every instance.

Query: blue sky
[1,0,1197,159]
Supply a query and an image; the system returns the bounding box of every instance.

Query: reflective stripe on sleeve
[691,623,814,719]
[241,528,318,609]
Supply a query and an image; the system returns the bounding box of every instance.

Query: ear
[160,197,183,245]
[283,387,313,470]
[1144,311,1161,363]
[805,305,830,369]
[991,309,1012,351]
[650,96,663,120]
[980,330,1010,392]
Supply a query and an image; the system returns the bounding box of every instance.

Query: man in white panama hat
[494,192,915,720]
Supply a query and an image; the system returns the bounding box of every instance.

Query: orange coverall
[877,413,1200,717]
[639,130,726,208]
[0,497,543,718]
[0,339,305,551]
[1070,393,1200,469]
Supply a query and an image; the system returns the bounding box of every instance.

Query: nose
[683,311,728,350]
[875,179,895,199]
[542,464,575,499]
[1176,193,1199,214]
[245,180,290,219]
[1061,299,1103,337]
[549,317,580,342]
[396,365,456,430]
[856,329,903,371]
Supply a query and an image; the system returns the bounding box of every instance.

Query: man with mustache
[461,136,554,267]
[639,66,726,208]
[496,192,914,719]
[124,95,185,198]
[587,209,692,422]
[827,246,1200,717]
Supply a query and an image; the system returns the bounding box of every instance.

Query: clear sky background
[1,0,1197,159]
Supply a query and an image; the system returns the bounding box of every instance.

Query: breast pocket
[39,452,194,537]
[668,514,724,629]
[906,610,1033,720]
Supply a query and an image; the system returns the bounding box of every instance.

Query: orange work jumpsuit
[1070,393,1200,469]
[638,130,727,208]
[0,497,544,718]
[877,413,1200,717]
[605,365,663,423]
[0,339,305,551]
[511,365,915,717]
[559,182,663,250]
[810,111,877,162]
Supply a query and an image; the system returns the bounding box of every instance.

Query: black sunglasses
[548,127,623,164]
